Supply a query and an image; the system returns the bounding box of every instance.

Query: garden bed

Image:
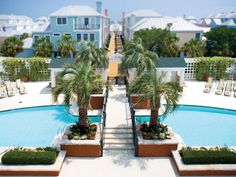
[90,89,105,109]
[137,125,179,157]
[0,149,66,176]
[172,148,236,176]
[58,124,101,157]
[131,95,150,109]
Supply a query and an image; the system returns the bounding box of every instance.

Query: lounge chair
[16,79,27,94]
[203,77,213,93]
[4,81,15,97]
[233,81,236,92]
[215,79,224,95]
[224,80,232,96]
[0,85,7,98]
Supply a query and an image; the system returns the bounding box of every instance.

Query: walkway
[107,33,123,57]
[103,85,134,150]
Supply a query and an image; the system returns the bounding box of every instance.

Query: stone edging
[0,151,66,176]
[172,150,236,176]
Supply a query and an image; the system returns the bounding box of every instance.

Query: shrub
[1,147,57,165]
[67,123,97,140]
[141,123,171,140]
[179,147,236,164]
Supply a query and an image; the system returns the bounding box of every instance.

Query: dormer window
[57,17,67,25]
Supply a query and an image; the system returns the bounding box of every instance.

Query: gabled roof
[211,18,222,25]
[220,19,236,26]
[50,5,101,17]
[124,9,161,18]
[48,58,76,69]
[156,57,187,68]
[131,17,205,32]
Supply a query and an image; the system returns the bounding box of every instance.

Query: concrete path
[106,85,131,127]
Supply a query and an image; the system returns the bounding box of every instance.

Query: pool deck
[0,81,235,177]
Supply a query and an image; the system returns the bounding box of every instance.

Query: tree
[182,39,205,57]
[205,26,236,57]
[128,69,181,129]
[76,41,108,68]
[57,35,75,58]
[32,37,53,57]
[52,63,105,129]
[120,38,157,76]
[1,36,23,57]
[134,28,179,57]
[20,33,30,40]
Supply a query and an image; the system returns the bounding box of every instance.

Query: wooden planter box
[131,95,150,109]
[137,126,179,157]
[0,151,66,176]
[90,89,105,109]
[172,150,236,176]
[59,125,101,157]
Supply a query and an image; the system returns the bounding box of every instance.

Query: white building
[123,9,161,39]
[129,17,207,47]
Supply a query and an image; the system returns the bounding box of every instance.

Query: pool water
[136,105,236,146]
[0,106,101,147]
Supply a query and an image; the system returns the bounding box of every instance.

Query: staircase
[103,85,134,152]
[103,127,134,150]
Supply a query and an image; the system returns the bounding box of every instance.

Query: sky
[0,0,235,21]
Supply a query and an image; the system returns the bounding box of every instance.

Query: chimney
[104,9,108,17]
[96,1,102,14]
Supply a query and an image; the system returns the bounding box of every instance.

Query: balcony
[74,24,100,30]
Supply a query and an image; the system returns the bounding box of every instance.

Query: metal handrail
[100,86,109,156]
[128,95,139,156]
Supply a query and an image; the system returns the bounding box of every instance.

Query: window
[53,33,61,37]
[77,34,81,41]
[83,34,88,41]
[57,17,67,25]
[45,35,50,43]
[64,33,71,36]
[84,18,89,26]
[90,33,95,42]
[34,35,39,41]
[195,33,200,40]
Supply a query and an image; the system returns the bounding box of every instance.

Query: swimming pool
[136,105,236,146]
[0,106,101,147]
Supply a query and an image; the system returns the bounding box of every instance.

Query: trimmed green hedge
[179,147,236,164]
[2,57,50,81]
[1,148,57,165]
[195,57,234,80]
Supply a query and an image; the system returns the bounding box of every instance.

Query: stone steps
[103,144,134,150]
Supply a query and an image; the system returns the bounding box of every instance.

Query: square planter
[137,125,179,157]
[58,124,101,157]
[131,95,150,109]
[90,89,106,109]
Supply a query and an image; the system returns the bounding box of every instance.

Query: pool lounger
[4,81,15,97]
[215,79,224,95]
[16,79,27,94]
[224,80,232,96]
[0,85,7,98]
[203,77,213,93]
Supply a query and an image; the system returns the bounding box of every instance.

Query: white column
[51,70,57,88]
[179,70,185,87]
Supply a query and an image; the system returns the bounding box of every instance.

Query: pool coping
[172,150,236,176]
[0,151,66,176]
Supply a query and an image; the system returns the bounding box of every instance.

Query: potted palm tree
[76,41,109,109]
[128,69,182,157]
[52,63,105,157]
[121,38,157,109]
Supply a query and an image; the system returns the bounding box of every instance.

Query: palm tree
[33,37,53,57]
[182,39,205,57]
[52,63,104,129]
[76,41,108,68]
[120,38,157,76]
[1,36,23,57]
[57,35,75,58]
[128,69,181,129]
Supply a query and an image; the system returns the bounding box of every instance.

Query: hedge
[1,148,57,165]
[194,57,234,81]
[2,57,50,81]
[179,147,236,164]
